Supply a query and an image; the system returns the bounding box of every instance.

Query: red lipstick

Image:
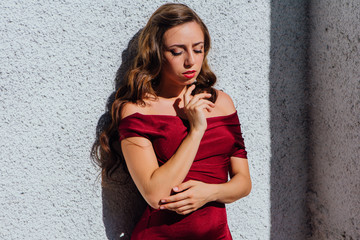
[183,70,196,79]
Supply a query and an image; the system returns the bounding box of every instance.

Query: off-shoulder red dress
[118,111,247,240]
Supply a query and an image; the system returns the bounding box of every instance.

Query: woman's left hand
[159,180,217,215]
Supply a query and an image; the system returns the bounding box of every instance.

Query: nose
[184,51,195,68]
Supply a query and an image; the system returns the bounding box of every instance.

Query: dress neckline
[121,111,238,122]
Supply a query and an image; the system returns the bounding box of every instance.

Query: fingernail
[173,187,179,191]
[160,206,165,210]
[161,199,166,203]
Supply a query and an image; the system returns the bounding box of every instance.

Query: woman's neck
[156,81,187,100]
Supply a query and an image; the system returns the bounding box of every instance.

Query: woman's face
[160,21,205,87]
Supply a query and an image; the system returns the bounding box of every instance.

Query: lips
[182,70,196,79]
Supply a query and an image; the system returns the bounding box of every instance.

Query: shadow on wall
[102,173,146,240]
[92,31,147,240]
[269,1,310,239]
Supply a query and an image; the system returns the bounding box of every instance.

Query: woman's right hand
[183,84,215,134]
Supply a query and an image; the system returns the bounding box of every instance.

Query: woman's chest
[151,121,236,164]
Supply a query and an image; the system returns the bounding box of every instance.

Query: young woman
[93,3,251,239]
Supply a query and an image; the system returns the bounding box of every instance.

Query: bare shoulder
[120,101,151,119]
[214,89,237,115]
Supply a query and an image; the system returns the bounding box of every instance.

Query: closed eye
[194,45,204,54]
[170,50,182,56]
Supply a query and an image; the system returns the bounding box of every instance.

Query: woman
[93,3,251,239]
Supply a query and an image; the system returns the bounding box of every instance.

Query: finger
[187,93,212,105]
[173,180,196,193]
[160,199,190,210]
[186,98,214,112]
[186,101,215,114]
[177,209,195,215]
[160,192,188,204]
[205,105,213,112]
[189,99,215,109]
[176,205,195,215]
[184,85,196,105]
[175,203,197,215]
[185,99,215,114]
[185,93,210,108]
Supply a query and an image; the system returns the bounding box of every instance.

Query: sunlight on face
[160,21,205,87]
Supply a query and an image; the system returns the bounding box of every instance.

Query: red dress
[118,111,247,240]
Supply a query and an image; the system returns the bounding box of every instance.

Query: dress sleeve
[230,115,248,159]
[118,114,153,141]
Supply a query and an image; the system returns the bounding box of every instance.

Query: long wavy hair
[91,3,218,181]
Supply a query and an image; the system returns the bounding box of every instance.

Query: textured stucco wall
[1,0,274,239]
[269,1,310,239]
[307,1,360,239]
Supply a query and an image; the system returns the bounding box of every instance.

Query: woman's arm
[121,85,215,209]
[159,157,251,215]
[213,157,251,203]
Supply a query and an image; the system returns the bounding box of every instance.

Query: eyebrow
[168,41,204,48]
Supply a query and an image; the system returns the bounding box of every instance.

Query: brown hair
[91,3,217,181]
